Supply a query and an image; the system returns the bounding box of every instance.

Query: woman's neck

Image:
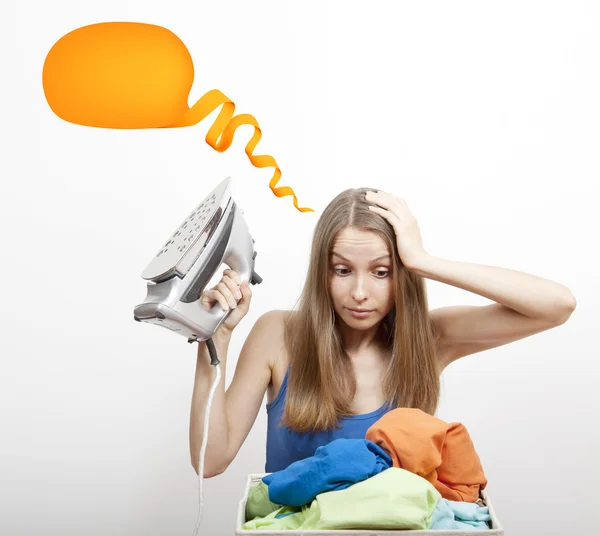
[337,320,389,357]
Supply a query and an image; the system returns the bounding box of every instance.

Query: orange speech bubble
[42,21,313,212]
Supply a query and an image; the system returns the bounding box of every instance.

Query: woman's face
[329,227,395,329]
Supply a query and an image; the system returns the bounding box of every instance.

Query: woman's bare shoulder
[255,309,294,376]
[258,309,296,329]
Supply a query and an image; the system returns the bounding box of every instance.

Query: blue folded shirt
[262,438,392,506]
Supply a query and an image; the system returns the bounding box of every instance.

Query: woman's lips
[347,308,374,318]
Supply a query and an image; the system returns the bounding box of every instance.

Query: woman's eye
[333,268,389,277]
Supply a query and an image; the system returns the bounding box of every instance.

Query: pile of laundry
[242,408,492,531]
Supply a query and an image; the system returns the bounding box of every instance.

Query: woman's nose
[351,275,369,301]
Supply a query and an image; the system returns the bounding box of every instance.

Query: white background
[1,1,598,535]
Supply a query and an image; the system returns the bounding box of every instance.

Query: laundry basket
[236,473,504,535]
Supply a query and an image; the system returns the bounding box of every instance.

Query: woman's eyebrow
[331,252,391,263]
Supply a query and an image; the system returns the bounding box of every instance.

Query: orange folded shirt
[365,408,487,502]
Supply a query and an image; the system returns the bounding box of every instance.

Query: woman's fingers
[216,281,238,309]
[221,274,242,301]
[201,289,228,311]
[223,269,241,285]
[237,280,252,310]
[200,269,247,311]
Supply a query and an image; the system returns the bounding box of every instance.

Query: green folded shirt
[245,481,282,521]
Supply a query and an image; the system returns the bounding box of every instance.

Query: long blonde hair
[281,187,441,433]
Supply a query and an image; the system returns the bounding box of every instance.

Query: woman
[189,187,576,477]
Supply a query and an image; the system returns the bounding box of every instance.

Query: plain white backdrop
[1,1,598,535]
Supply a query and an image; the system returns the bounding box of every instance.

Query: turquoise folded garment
[431,498,491,530]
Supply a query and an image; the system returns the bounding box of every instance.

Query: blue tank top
[265,367,394,472]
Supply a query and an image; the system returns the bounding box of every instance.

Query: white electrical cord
[192,360,221,536]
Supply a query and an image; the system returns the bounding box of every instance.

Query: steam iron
[134,176,262,344]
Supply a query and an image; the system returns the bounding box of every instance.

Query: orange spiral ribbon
[42,21,313,213]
